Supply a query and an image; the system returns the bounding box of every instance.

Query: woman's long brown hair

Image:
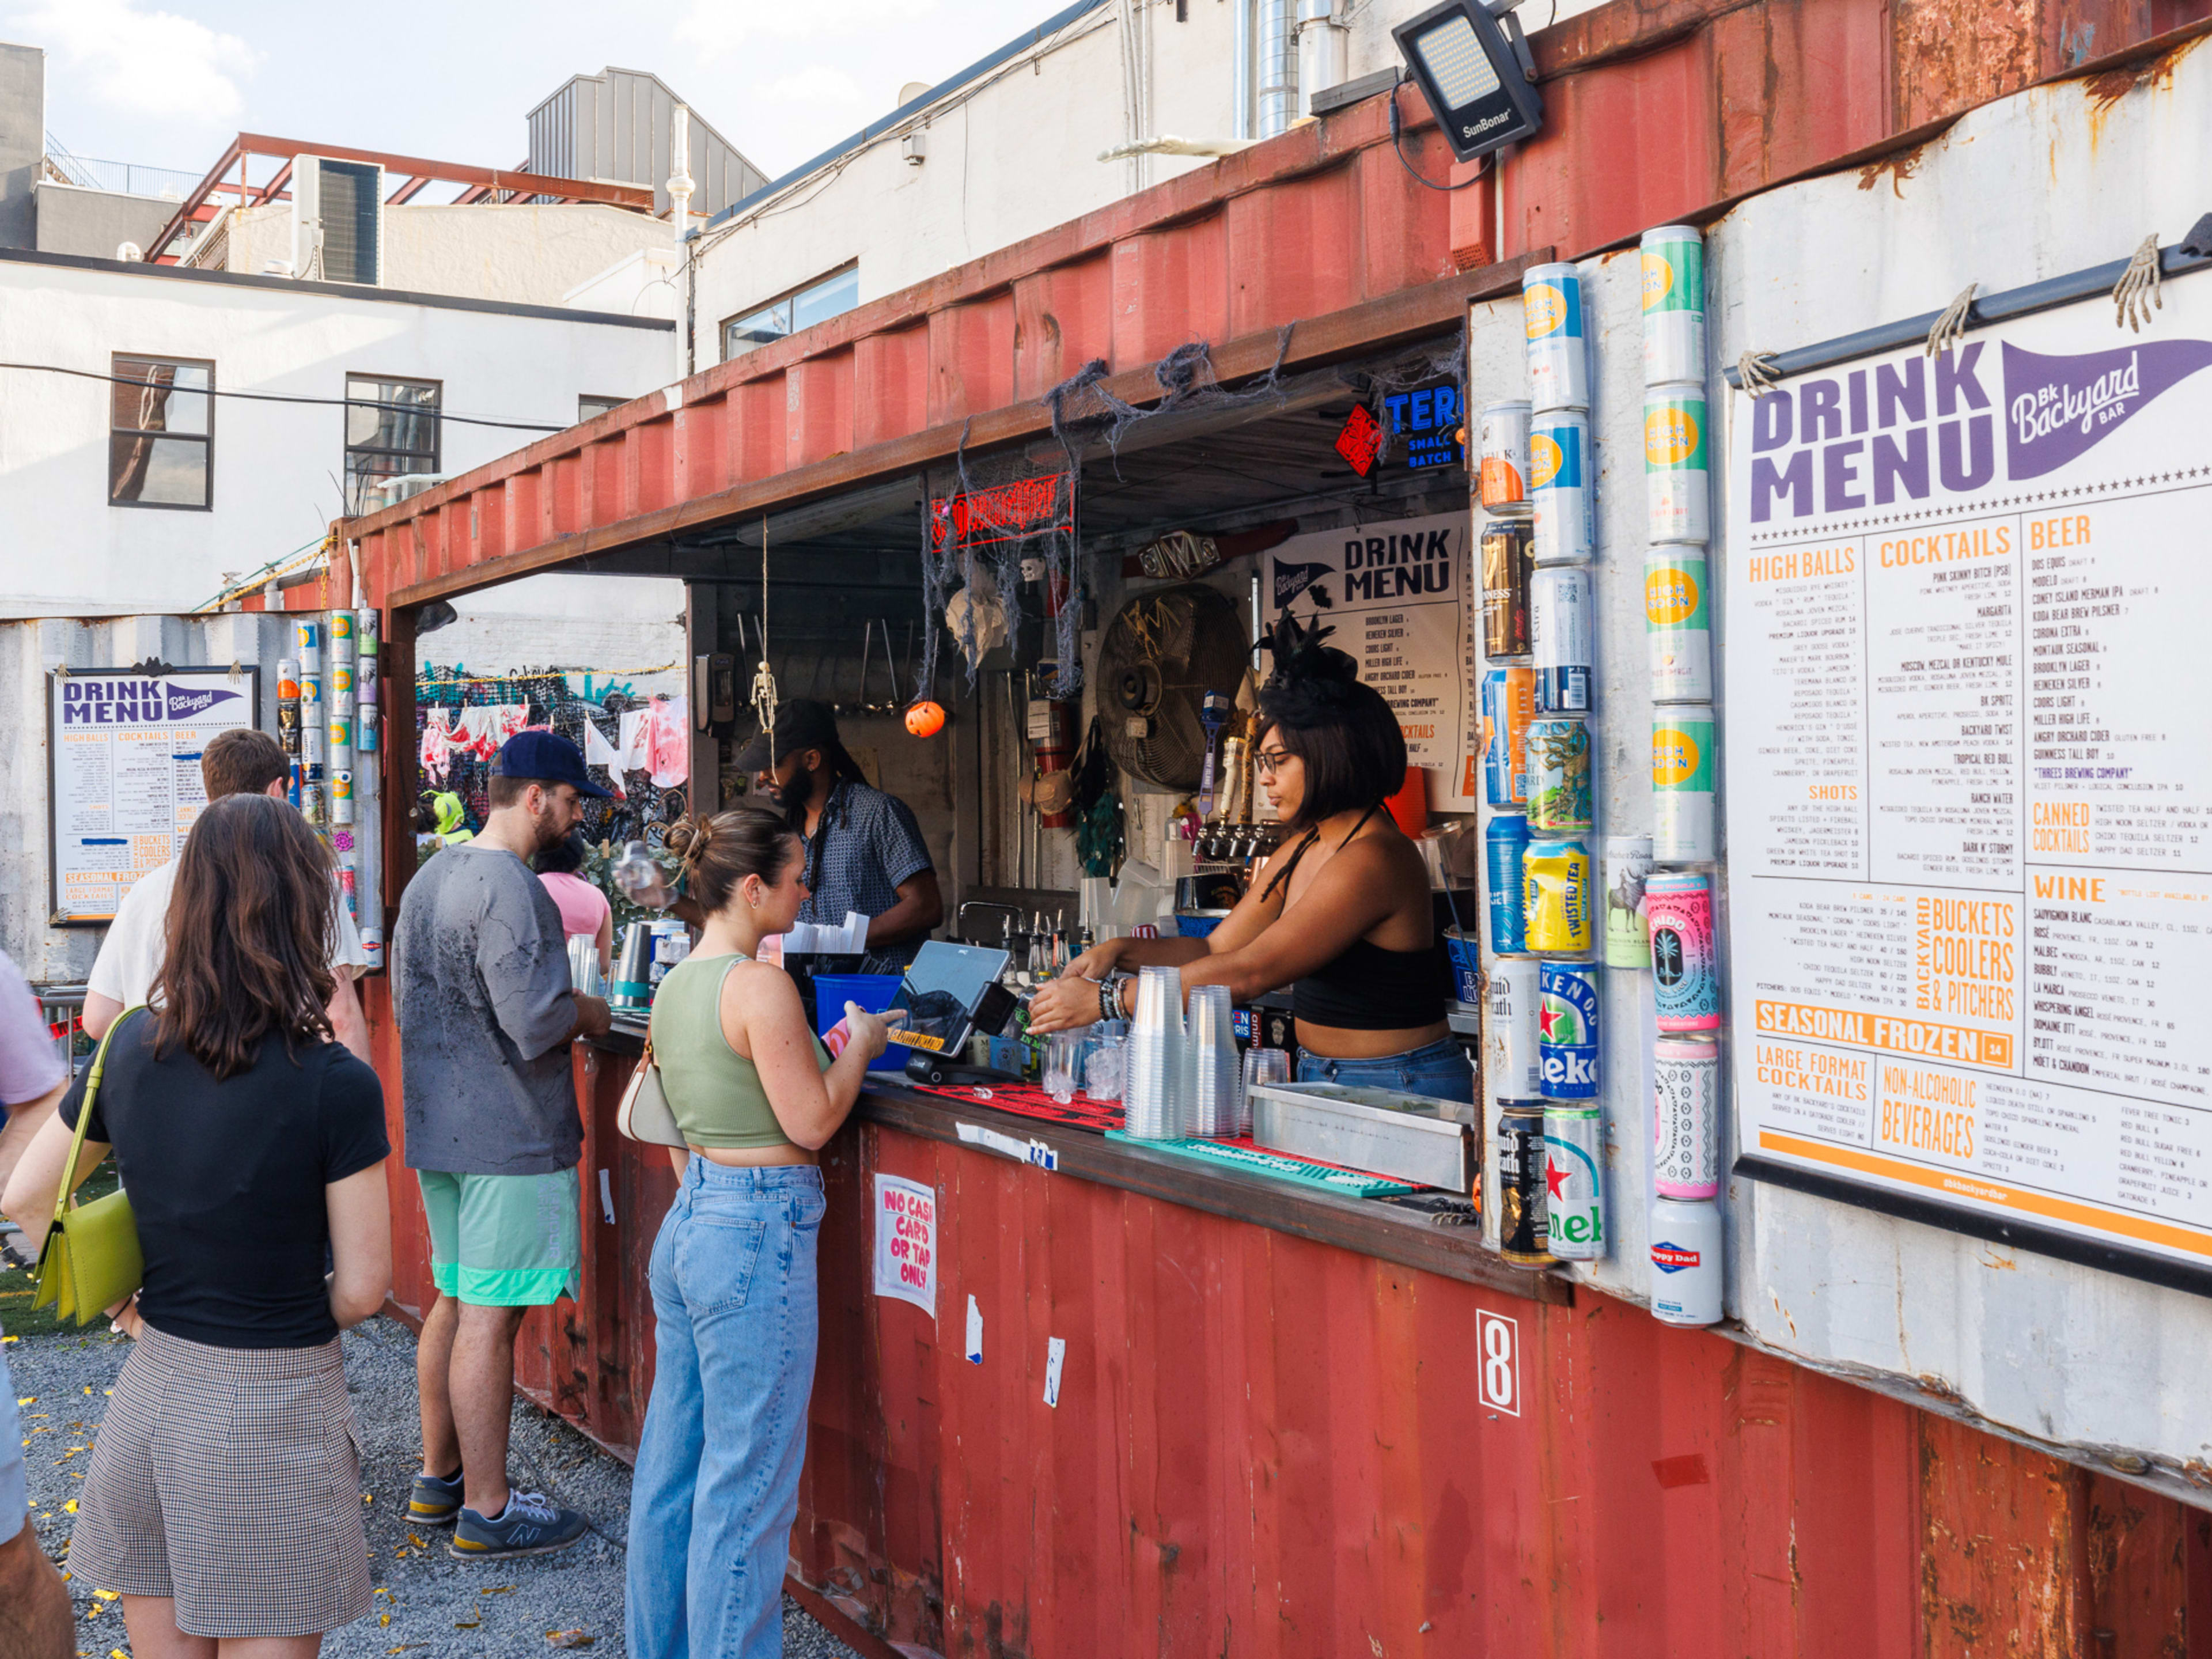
[154,793,336,1078]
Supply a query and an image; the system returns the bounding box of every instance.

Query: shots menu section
[1725,273,2212,1279]
[48,669,256,922]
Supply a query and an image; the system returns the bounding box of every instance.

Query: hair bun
[663,814,715,872]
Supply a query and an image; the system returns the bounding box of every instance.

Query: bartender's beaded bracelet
[1098,975,1129,1024]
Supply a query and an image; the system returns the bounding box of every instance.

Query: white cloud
[675,0,939,60]
[752,65,867,106]
[17,0,260,123]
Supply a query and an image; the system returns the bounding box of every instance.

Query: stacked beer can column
[1641,225,1725,1328]
[1480,258,1606,1271]
[354,608,383,971]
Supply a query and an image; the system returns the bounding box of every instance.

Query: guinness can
[1481,518,1533,659]
[1496,1102,1550,1265]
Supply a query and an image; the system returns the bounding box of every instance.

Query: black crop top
[1262,806,1449,1032]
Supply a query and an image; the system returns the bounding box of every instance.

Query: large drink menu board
[1725,268,2212,1285]
[48,668,259,923]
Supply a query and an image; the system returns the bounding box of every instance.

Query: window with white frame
[721,264,859,361]
[344,375,441,514]
[109,354,213,509]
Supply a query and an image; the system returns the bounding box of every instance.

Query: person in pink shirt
[536,832,613,973]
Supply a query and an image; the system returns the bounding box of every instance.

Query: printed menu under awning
[1268,510,1474,809]
[48,668,256,923]
[1724,270,2212,1276]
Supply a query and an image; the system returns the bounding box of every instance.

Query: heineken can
[1542,1104,1605,1262]
[1604,835,1654,969]
[358,705,380,752]
[1650,1197,1723,1325]
[1478,399,1532,511]
[1525,714,1593,835]
[1485,812,1531,956]
[294,618,323,672]
[1486,956,1544,1097]
[1641,225,1707,387]
[1481,518,1533,659]
[332,769,354,825]
[1645,546,1714,703]
[1531,565,1592,713]
[328,711,354,752]
[1653,1036,1721,1200]
[1529,409,1592,566]
[1653,707,1718,861]
[357,608,380,660]
[276,657,301,700]
[1522,263,1588,412]
[1523,838,1594,956]
[1496,1103,1551,1265]
[1647,872,1722,1032]
[1480,666,1535,807]
[1538,960,1601,1100]
[1645,387,1711,544]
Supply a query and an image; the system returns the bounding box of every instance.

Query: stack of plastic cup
[1184,985,1242,1138]
[1123,967,1186,1138]
[1240,1047,1290,1139]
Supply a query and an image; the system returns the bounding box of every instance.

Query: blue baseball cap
[490,730,615,799]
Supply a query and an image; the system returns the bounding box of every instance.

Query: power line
[0,361,569,433]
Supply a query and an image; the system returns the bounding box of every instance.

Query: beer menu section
[1724,271,2212,1283]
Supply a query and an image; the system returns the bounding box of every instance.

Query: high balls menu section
[1724,272,2212,1281]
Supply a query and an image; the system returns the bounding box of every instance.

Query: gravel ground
[6,1296,857,1659]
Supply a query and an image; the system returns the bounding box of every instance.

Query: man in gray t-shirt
[391,732,611,1561]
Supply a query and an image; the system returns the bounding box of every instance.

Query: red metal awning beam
[145,133,657,263]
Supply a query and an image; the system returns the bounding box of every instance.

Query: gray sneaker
[449,1490,589,1560]
[407,1468,465,1527]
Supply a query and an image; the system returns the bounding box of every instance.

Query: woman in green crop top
[627,805,893,1659]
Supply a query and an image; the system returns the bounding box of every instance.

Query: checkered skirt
[69,1324,374,1638]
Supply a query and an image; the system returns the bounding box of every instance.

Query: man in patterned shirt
[736,699,942,964]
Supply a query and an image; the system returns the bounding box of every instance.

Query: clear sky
[18,0,1072,184]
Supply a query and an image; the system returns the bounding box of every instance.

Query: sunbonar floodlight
[1392,0,1544,164]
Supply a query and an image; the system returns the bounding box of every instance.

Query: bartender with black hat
[735,698,944,961]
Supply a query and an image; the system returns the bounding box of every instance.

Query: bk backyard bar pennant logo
[1271,557,1333,608]
[2002,339,2212,478]
[165,682,242,720]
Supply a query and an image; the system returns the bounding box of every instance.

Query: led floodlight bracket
[1392,0,1546,164]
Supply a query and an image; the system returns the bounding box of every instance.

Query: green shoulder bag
[31,1006,146,1326]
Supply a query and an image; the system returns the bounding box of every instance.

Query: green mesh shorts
[416,1168,581,1306]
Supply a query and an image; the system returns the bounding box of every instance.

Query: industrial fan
[1094,583,1249,790]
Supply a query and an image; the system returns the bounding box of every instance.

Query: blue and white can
[1529,409,1592,566]
[1485,812,1531,956]
[1522,263,1588,413]
[1485,956,1543,1097]
[1650,1197,1723,1325]
[1537,960,1601,1100]
[1532,565,1593,713]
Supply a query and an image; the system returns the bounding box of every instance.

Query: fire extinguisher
[1027,670,1079,830]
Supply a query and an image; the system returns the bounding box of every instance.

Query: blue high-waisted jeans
[626,1159,826,1659]
[1296,1035,1475,1103]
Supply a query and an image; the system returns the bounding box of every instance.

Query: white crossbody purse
[616,1035,688,1149]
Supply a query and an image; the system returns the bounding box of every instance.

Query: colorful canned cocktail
[1530,409,1592,566]
[1650,1197,1723,1325]
[1645,387,1711,544]
[1522,263,1588,412]
[1647,871,1721,1031]
[1525,714,1593,834]
[1645,546,1713,703]
[1652,708,1717,861]
[1478,400,1532,510]
[1641,225,1706,387]
[1653,1036,1721,1200]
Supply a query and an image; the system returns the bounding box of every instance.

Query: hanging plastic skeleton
[749,516,779,759]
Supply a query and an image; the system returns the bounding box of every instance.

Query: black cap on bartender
[733,698,841,774]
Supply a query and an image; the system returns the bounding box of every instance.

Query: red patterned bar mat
[909,1080,1126,1133]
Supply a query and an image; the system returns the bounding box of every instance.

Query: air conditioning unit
[291,156,384,285]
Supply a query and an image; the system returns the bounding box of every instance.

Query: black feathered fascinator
[1259,608,1362,729]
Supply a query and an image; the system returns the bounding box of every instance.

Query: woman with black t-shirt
[3,792,392,1656]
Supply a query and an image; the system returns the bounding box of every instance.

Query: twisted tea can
[1484,812,1531,956]
[1481,518,1533,660]
[1531,565,1592,713]
[1497,1103,1551,1265]
[1478,400,1532,510]
[1480,666,1535,808]
[1522,263,1588,412]
[1486,956,1543,1098]
[1644,387,1711,544]
[1647,872,1721,1032]
[1641,225,1707,387]
[1525,714,1593,835]
[1645,547,1714,703]
[1538,960,1601,1100]
[1653,1036,1721,1200]
[1542,1105,1605,1261]
[1652,708,1717,861]
[1604,835,1653,969]
[1530,409,1592,566]
[1650,1197,1723,1325]
[1523,838,1594,956]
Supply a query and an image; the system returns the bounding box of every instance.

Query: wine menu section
[1724,275,2212,1282]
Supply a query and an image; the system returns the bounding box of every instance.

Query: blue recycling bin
[811,972,906,1071]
